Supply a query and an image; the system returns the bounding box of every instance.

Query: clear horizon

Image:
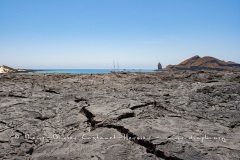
[0,0,240,69]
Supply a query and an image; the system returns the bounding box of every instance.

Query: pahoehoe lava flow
[0,71,240,159]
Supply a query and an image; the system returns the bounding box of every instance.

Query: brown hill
[165,55,240,71]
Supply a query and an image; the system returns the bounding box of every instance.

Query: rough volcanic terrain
[0,71,240,160]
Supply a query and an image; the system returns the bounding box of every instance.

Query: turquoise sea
[28,69,155,74]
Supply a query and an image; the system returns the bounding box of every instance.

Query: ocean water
[28,69,155,74]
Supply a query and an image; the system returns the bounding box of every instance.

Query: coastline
[0,65,42,74]
[15,69,155,74]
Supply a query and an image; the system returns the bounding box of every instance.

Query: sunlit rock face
[165,55,240,71]
[0,65,16,73]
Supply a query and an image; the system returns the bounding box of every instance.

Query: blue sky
[0,0,239,69]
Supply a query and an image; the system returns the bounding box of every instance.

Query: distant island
[164,55,240,71]
[0,65,33,73]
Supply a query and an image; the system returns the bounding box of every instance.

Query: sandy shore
[0,71,240,159]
